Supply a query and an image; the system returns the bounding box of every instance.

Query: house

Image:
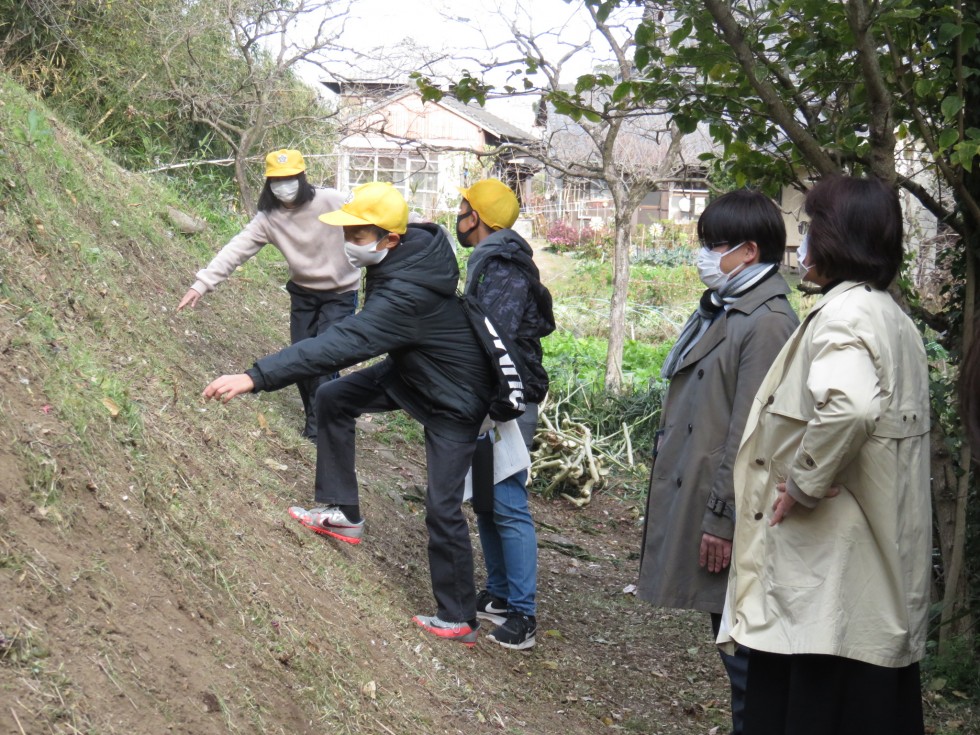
[323,81,541,219]
[531,94,715,241]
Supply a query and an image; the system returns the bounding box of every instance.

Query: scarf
[660,262,779,379]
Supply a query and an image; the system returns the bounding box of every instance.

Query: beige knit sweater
[190,187,360,296]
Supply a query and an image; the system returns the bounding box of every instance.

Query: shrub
[544,221,596,254]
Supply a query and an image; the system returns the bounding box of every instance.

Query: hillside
[0,75,974,735]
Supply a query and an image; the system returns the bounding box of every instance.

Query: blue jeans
[475,470,537,616]
[475,407,539,617]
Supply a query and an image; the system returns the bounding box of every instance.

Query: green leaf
[961,22,978,49]
[938,23,962,44]
[575,75,597,94]
[888,7,922,19]
[708,63,731,82]
[952,141,980,172]
[914,79,934,97]
[669,18,693,48]
[937,128,959,150]
[675,115,698,134]
[634,47,650,71]
[635,21,653,48]
[941,95,963,121]
[612,82,631,103]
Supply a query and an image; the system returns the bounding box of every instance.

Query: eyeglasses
[699,239,730,251]
[798,220,809,235]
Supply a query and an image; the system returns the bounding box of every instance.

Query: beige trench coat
[638,274,798,613]
[720,282,931,668]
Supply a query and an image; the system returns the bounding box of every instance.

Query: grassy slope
[0,76,517,735]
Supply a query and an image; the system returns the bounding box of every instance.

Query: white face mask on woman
[696,241,745,290]
[270,179,300,203]
[344,237,388,268]
[797,234,813,279]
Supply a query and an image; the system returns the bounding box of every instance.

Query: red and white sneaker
[412,615,479,647]
[287,506,364,544]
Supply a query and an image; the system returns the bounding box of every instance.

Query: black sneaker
[487,612,536,650]
[475,590,508,626]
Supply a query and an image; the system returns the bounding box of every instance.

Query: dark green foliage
[0,0,341,204]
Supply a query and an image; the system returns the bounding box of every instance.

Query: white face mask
[797,234,813,279]
[344,237,389,268]
[696,241,745,290]
[270,179,300,203]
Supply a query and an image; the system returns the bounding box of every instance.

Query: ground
[0,353,727,735]
[1,362,974,734]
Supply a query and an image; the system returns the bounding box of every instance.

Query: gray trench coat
[637,273,798,614]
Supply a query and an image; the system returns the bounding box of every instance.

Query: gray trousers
[314,363,478,622]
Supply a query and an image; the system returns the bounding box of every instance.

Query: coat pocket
[762,483,857,590]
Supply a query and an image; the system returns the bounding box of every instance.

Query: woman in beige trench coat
[719,176,930,735]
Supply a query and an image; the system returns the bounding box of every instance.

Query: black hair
[343,224,391,240]
[697,189,786,263]
[257,171,316,212]
[803,176,903,290]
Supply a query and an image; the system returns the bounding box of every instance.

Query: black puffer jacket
[464,229,555,404]
[247,224,494,441]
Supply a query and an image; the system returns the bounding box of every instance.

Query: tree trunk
[940,246,976,650]
[234,149,254,216]
[604,203,633,394]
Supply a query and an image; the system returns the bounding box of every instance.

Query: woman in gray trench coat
[637,190,798,735]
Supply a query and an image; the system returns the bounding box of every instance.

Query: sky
[294,0,642,130]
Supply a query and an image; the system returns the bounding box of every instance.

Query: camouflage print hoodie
[463,228,555,404]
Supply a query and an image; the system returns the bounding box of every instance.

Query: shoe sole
[297,518,363,545]
[476,610,507,626]
[488,634,535,651]
[412,617,478,647]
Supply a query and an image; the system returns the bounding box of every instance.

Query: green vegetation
[0,0,341,207]
[543,332,669,388]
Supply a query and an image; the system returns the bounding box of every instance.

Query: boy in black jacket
[204,182,494,644]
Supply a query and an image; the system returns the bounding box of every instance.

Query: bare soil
[1,351,974,735]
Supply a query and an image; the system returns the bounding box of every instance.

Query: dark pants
[314,363,479,623]
[711,613,749,735]
[286,281,357,438]
[743,650,924,735]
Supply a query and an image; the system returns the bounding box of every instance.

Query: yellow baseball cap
[459,179,520,230]
[319,182,409,234]
[265,149,305,178]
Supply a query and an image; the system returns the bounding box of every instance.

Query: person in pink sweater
[177,149,360,441]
